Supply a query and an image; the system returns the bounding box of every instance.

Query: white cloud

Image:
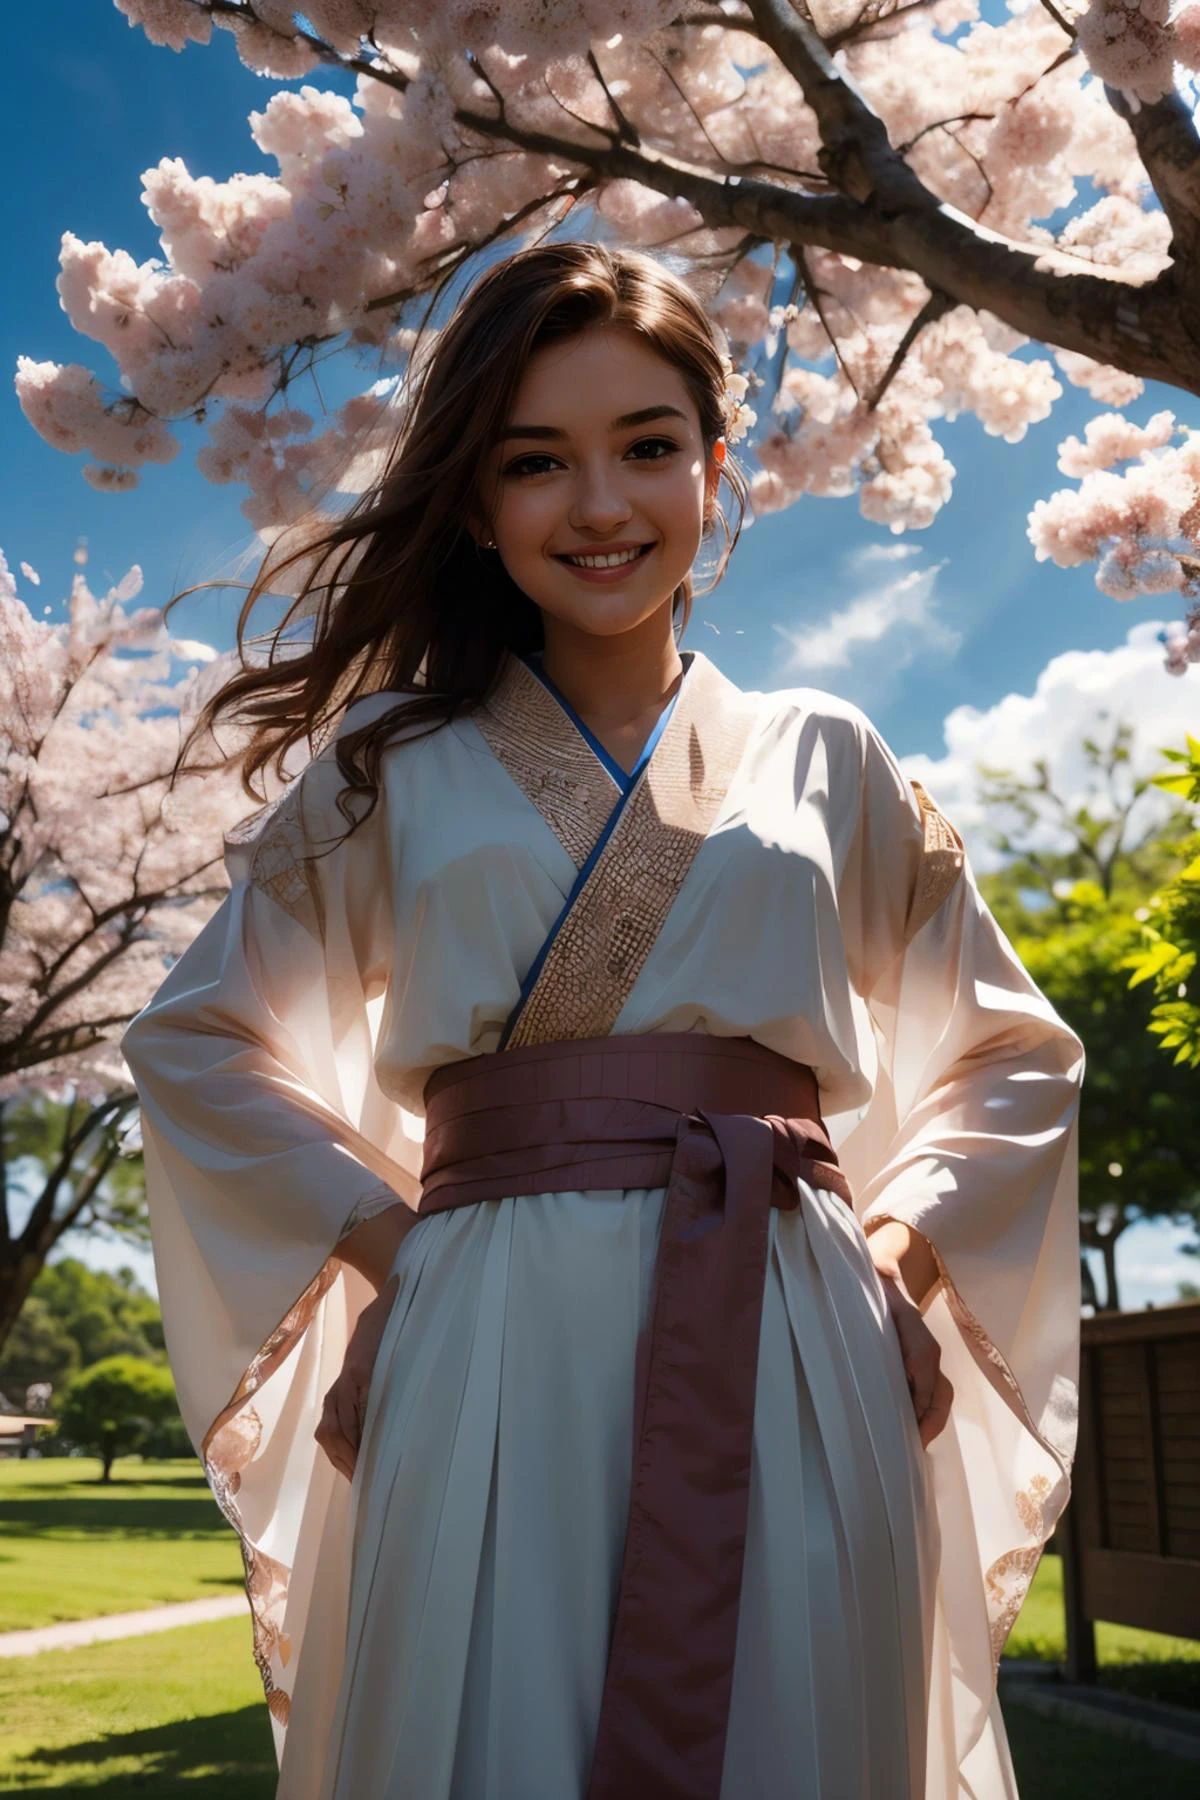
[775,559,960,672]
[1101,1219,1200,1312]
[169,637,219,663]
[900,620,1199,871]
[843,542,922,574]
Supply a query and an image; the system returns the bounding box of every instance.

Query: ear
[703,438,726,522]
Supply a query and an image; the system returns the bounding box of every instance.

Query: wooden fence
[1058,1298,1200,1678]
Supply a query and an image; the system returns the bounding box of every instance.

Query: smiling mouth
[554,543,655,570]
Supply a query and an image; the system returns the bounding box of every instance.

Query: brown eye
[628,437,678,461]
[503,437,678,479]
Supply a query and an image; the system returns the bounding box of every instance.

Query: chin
[548,597,675,639]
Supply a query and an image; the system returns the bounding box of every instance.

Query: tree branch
[865,285,956,409]
[20,1093,134,1253]
[138,2,1200,400]
[452,92,1200,395]
[46,1123,135,1243]
[747,0,931,209]
[1103,83,1200,331]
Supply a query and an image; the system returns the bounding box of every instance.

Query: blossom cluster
[10,1,1195,638]
[716,351,756,446]
[1160,605,1200,676]
[1075,0,1200,106]
[112,0,1200,103]
[0,546,249,1101]
[1028,412,1199,622]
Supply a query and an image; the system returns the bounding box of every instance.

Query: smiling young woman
[121,241,1083,1800]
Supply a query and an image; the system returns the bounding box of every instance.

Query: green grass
[0,1458,244,1633]
[0,1610,1194,1799]
[0,1614,275,1794]
[1005,1549,1200,1709]
[2,1459,1198,1794]
[1005,1705,1200,1799]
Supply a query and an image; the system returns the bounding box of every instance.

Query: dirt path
[0,1593,249,1658]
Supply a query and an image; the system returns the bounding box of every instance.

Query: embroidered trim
[207,1403,294,1724]
[226,779,326,939]
[506,655,759,1047]
[201,1255,342,1727]
[907,779,965,939]
[864,1211,1075,1675]
[473,655,621,870]
[984,1474,1054,1666]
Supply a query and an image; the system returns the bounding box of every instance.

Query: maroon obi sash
[419,1030,852,1800]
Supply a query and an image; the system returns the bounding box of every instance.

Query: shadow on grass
[1098,1660,1200,1709]
[0,1470,227,1540]
[1007,1704,1200,1799]
[0,1496,230,1537]
[9,1705,276,1798]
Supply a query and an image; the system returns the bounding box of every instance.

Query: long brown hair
[168,241,749,836]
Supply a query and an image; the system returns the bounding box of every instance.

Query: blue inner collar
[519,650,692,793]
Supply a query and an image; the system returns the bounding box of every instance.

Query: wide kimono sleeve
[830,709,1085,1771]
[119,696,423,1769]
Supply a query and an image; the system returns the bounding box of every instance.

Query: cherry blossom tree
[14,0,1200,667]
[0,545,247,1352]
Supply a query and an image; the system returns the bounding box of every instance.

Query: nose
[568,458,635,533]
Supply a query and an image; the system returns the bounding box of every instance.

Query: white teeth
[563,545,648,569]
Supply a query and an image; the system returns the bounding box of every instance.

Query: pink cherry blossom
[0,542,256,1105]
[1057,409,1177,479]
[8,1,1196,661]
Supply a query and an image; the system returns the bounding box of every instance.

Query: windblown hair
[167,240,749,834]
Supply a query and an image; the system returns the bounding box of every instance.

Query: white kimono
[120,646,1083,1799]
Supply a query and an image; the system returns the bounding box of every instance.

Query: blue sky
[1,2,1174,746]
[3,3,1196,1308]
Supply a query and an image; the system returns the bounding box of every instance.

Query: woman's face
[475,325,723,641]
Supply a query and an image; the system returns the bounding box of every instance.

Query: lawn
[0,1458,244,1632]
[2,1456,1199,1795]
[1005,1546,1200,1709]
[0,1615,275,1795]
[1,1612,1197,1798]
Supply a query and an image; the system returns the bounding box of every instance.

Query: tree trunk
[0,1097,136,1362]
[1100,1233,1122,1313]
[101,1448,114,1483]
[1080,1252,1099,1313]
[0,1244,46,1360]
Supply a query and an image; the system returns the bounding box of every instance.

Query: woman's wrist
[336,1201,419,1292]
[864,1218,940,1308]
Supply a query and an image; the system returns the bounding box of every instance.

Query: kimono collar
[475,646,761,1047]
[473,646,752,876]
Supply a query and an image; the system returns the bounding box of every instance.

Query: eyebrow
[495,404,689,443]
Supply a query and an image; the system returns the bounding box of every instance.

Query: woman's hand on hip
[876,1270,954,1448]
[866,1228,954,1451]
[315,1271,400,1481]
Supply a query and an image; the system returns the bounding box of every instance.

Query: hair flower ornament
[717,350,757,446]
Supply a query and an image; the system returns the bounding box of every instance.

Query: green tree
[1013,892,1200,1312]
[1124,736,1200,1071]
[979,720,1200,1312]
[979,719,1191,942]
[54,1355,179,1482]
[0,1258,163,1406]
[0,1295,80,1401]
[0,1091,149,1358]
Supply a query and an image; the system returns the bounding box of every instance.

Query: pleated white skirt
[315,1180,950,1799]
